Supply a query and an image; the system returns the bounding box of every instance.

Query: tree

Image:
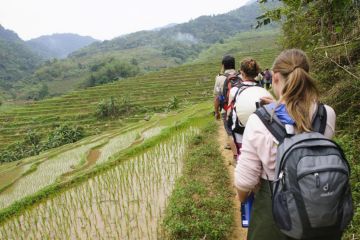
[38,83,49,99]
[45,124,85,149]
[24,130,42,155]
[257,0,360,49]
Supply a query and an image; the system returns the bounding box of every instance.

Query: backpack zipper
[297,168,348,181]
[314,173,320,188]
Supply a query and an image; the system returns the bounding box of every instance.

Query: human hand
[260,96,275,105]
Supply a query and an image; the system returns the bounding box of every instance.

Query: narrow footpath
[218,122,248,240]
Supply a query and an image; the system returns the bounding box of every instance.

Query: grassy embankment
[163,121,234,239]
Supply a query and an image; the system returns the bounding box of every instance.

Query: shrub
[84,59,140,87]
[95,96,134,118]
[167,96,179,110]
[44,124,85,149]
[0,124,85,163]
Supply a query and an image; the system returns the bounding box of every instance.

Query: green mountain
[72,1,275,59]
[194,29,280,63]
[26,33,98,59]
[0,25,42,98]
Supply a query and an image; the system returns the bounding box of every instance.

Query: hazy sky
[0,0,251,41]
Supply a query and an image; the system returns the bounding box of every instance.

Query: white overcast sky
[0,0,251,41]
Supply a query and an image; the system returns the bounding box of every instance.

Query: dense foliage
[258,0,360,49]
[44,124,85,149]
[162,42,205,64]
[95,96,134,118]
[84,58,139,87]
[14,57,140,99]
[0,124,85,163]
[0,25,41,98]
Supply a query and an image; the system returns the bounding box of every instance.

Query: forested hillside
[0,25,41,99]
[26,33,98,59]
[0,29,97,100]
[72,1,277,58]
[194,29,279,63]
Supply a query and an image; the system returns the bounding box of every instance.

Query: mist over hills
[71,1,271,58]
[26,34,98,59]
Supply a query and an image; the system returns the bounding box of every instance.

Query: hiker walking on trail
[264,68,272,89]
[254,72,264,87]
[213,55,238,158]
[234,49,353,240]
[226,58,264,165]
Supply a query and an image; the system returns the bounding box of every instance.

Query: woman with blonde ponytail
[234,49,337,240]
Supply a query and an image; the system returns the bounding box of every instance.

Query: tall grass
[163,122,234,239]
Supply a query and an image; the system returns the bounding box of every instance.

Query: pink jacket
[234,105,336,191]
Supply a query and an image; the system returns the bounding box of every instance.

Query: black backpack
[255,104,354,239]
[220,73,241,111]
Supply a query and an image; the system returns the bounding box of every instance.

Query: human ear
[273,72,279,83]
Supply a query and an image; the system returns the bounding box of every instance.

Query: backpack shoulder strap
[234,83,247,99]
[311,103,327,134]
[254,105,287,143]
[233,87,241,102]
[255,103,328,143]
[226,80,232,98]
[222,78,229,97]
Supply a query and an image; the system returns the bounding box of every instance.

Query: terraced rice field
[0,48,278,151]
[0,127,199,239]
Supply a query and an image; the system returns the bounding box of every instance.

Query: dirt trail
[218,122,248,240]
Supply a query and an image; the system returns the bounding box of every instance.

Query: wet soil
[61,149,101,178]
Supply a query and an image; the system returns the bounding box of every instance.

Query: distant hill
[4,1,280,100]
[153,23,178,31]
[0,25,41,98]
[194,29,280,64]
[71,1,275,59]
[26,33,98,59]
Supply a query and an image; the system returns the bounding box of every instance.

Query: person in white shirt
[213,55,237,155]
[226,58,262,165]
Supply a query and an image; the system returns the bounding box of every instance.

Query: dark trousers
[222,112,232,136]
[248,180,287,240]
[247,179,342,240]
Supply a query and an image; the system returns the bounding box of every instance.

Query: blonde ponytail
[272,49,319,132]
